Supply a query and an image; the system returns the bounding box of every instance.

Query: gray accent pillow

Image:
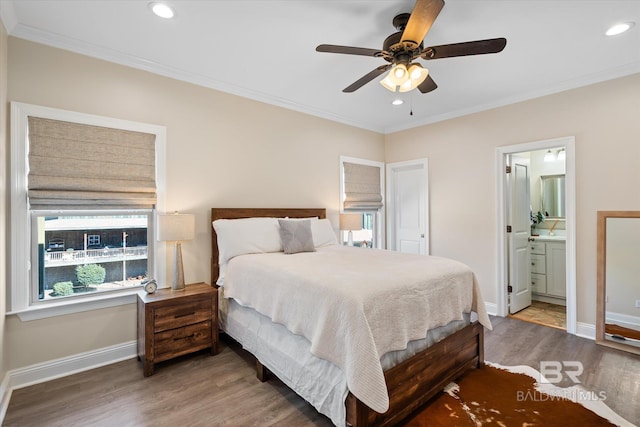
[278,219,316,254]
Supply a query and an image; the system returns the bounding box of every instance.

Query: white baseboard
[576,322,596,340]
[0,340,136,424]
[605,311,640,331]
[0,371,11,424]
[485,302,498,316]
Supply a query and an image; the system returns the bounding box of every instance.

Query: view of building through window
[36,214,149,300]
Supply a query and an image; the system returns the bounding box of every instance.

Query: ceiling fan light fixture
[398,64,429,92]
[380,74,398,92]
[381,63,429,93]
[388,64,409,86]
[391,99,404,106]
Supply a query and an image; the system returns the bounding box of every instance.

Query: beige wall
[385,72,640,325]
[5,34,640,371]
[1,19,8,381]
[6,38,384,369]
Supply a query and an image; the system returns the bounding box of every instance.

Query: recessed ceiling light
[391,99,404,106]
[149,2,175,19]
[606,22,634,36]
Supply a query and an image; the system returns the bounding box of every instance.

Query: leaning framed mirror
[596,211,640,355]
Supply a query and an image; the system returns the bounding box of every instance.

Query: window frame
[339,156,385,249]
[9,102,167,320]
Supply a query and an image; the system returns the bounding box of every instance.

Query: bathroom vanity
[530,236,566,305]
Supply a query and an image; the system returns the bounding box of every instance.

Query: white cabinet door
[546,241,566,297]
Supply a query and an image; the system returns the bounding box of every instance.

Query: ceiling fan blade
[401,0,445,46]
[417,74,438,93]
[422,38,507,59]
[343,65,391,93]
[316,44,382,57]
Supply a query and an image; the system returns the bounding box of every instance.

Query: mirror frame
[540,174,566,219]
[596,210,640,355]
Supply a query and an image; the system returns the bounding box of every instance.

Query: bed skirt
[220,293,470,426]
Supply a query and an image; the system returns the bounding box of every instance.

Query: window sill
[6,288,146,321]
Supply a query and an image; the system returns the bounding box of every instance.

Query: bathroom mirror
[596,211,640,355]
[540,174,565,218]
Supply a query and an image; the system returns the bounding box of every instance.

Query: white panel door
[509,160,533,313]
[387,159,428,255]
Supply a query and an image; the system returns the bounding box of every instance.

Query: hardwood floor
[4,316,640,426]
[509,300,566,329]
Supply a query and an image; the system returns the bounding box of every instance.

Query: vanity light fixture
[556,148,566,161]
[544,150,556,162]
[149,2,175,19]
[606,22,634,36]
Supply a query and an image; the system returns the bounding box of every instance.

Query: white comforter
[223,245,491,414]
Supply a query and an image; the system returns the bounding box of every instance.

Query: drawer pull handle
[174,334,195,341]
[174,312,195,319]
[531,262,535,266]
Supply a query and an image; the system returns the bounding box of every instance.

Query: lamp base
[172,242,186,291]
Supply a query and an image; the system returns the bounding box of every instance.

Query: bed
[210,208,489,427]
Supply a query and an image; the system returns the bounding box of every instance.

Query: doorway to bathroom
[496,137,577,334]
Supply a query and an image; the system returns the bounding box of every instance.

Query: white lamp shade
[157,213,195,241]
[340,213,362,231]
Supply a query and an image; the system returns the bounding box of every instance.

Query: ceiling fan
[316,0,507,94]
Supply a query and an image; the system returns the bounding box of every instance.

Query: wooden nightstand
[137,282,218,376]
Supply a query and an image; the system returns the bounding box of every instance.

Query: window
[34,212,150,302]
[87,234,101,247]
[10,102,166,319]
[339,156,385,249]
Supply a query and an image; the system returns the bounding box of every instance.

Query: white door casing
[508,159,532,314]
[496,136,576,335]
[386,159,429,255]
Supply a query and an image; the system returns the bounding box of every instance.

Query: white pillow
[212,217,282,285]
[312,218,339,247]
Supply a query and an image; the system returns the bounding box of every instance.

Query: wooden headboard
[210,208,327,284]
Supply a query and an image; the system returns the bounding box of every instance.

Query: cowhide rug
[404,363,635,427]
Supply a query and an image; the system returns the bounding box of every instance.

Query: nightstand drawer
[154,299,212,332]
[154,321,212,362]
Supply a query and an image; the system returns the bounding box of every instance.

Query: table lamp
[340,213,362,246]
[157,212,195,290]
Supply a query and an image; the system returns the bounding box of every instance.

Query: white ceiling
[1,0,639,134]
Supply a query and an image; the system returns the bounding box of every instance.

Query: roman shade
[343,162,383,210]
[27,116,157,209]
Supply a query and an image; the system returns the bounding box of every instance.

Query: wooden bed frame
[211,208,484,427]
